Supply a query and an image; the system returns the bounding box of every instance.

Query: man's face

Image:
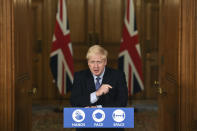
[88,54,107,76]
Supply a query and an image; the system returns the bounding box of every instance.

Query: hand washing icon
[72,109,85,122]
[75,112,83,120]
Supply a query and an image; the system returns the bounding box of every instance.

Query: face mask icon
[94,112,103,119]
[92,109,105,122]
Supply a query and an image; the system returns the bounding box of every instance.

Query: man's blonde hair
[86,45,108,60]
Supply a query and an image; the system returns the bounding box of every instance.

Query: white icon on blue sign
[72,109,85,122]
[92,109,105,122]
[112,109,125,122]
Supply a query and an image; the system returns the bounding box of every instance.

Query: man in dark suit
[70,45,128,130]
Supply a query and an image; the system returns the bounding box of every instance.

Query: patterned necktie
[95,77,101,90]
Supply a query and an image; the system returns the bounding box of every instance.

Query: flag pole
[53,82,63,112]
[54,95,63,112]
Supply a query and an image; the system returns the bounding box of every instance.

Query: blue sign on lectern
[63,108,134,128]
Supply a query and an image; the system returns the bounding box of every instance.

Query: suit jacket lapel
[102,67,111,84]
[86,69,96,92]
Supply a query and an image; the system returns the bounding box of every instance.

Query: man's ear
[104,59,107,65]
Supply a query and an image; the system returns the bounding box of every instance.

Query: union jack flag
[118,0,144,96]
[50,0,74,95]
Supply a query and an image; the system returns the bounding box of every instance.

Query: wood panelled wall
[1,0,33,130]
[14,0,33,130]
[31,0,160,103]
[180,0,197,130]
[0,0,14,130]
[138,0,159,99]
[158,0,180,130]
[32,0,60,102]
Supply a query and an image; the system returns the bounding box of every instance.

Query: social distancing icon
[112,109,126,122]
